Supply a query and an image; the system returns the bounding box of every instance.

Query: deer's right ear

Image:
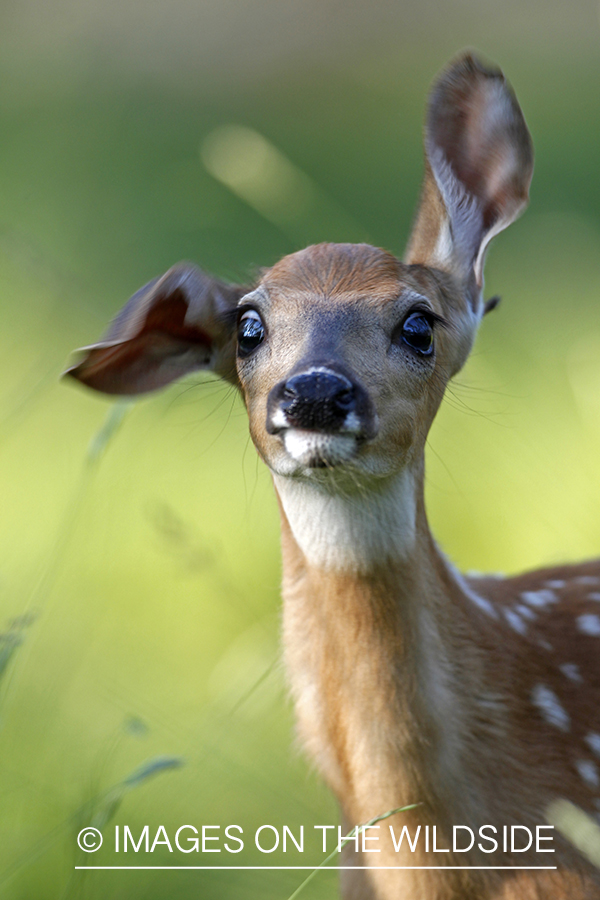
[64,264,245,395]
[406,53,534,300]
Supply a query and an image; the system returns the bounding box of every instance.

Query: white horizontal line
[75,866,558,871]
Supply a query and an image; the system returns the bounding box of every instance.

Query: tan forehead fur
[261,242,406,303]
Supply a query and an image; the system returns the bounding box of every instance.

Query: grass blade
[285,803,421,900]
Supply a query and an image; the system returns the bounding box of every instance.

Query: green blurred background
[0,0,599,896]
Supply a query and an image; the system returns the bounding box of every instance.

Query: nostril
[335,388,354,410]
[281,384,298,401]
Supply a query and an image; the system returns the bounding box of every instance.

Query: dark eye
[237,310,265,357]
[399,312,434,356]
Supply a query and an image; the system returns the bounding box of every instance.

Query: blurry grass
[286,803,421,900]
[0,615,35,684]
[0,751,183,895]
[0,401,131,719]
[201,125,370,246]
[546,800,600,870]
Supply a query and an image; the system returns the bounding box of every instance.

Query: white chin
[283,429,358,468]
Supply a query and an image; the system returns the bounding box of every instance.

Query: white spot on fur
[469,593,498,619]
[531,684,570,732]
[560,663,582,683]
[515,604,536,622]
[522,589,558,609]
[538,639,553,651]
[343,411,362,434]
[576,576,600,586]
[273,468,417,572]
[576,759,600,789]
[504,609,527,635]
[270,407,288,430]
[451,566,498,620]
[588,593,600,602]
[585,734,600,758]
[578,614,600,636]
[546,580,566,589]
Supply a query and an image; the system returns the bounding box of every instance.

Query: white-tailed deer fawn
[66,54,600,898]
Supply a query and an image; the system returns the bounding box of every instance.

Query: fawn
[66,53,600,899]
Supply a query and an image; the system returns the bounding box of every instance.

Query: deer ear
[406,53,534,296]
[64,263,245,395]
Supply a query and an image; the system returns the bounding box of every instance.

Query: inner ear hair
[64,263,245,395]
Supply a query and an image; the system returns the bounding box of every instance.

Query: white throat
[273,467,418,572]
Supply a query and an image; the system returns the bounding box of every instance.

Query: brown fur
[264,243,404,299]
[278,486,600,898]
[406,161,449,271]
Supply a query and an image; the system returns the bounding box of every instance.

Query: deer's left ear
[406,53,534,298]
[65,263,245,395]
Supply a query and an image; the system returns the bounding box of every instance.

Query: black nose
[275,369,356,432]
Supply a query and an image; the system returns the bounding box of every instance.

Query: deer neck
[272,463,497,826]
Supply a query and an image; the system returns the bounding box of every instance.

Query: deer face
[234,243,478,483]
